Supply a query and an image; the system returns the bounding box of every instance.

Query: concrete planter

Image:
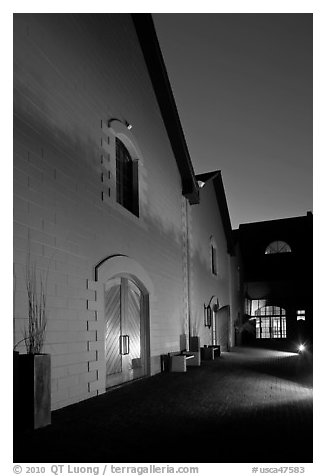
[19,353,51,430]
[189,336,200,352]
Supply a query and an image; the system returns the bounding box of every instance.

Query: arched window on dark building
[265,241,291,254]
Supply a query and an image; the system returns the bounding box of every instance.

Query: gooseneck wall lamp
[108,118,133,130]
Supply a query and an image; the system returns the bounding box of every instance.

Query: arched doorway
[216,305,230,352]
[104,276,148,387]
[95,255,152,389]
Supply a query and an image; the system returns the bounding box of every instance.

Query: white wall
[189,179,238,348]
[13,14,188,409]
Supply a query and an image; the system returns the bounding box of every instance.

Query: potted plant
[14,256,51,430]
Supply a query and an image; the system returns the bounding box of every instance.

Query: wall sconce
[108,118,133,130]
[204,296,219,329]
[204,304,212,329]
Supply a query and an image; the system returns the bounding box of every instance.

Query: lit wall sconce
[108,118,133,130]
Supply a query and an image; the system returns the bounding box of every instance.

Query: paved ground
[14,347,313,463]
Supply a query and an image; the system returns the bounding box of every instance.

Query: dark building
[234,212,313,351]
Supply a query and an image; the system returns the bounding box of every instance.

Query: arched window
[255,305,286,339]
[116,137,139,217]
[210,236,217,276]
[265,241,291,254]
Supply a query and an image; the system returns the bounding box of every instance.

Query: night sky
[153,14,313,229]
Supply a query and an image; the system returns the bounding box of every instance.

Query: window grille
[265,241,291,254]
[255,306,287,339]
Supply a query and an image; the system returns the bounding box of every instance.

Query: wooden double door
[104,277,148,388]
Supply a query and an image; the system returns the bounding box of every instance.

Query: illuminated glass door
[255,306,287,339]
[104,277,147,388]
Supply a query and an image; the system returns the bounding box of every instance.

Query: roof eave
[212,172,235,256]
[132,14,199,205]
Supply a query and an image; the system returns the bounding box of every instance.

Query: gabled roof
[195,170,235,256]
[132,14,199,205]
[196,171,220,185]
